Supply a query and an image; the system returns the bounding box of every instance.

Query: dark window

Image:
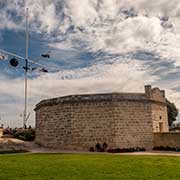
[159,122,163,132]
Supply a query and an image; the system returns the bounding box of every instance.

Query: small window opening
[159,122,163,132]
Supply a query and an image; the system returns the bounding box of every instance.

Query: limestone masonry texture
[154,132,180,148]
[35,85,168,150]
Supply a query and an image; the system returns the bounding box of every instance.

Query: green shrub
[13,129,35,141]
[0,150,29,154]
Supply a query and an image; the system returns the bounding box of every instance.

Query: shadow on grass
[0,150,29,154]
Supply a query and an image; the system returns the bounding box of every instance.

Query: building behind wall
[34,85,168,151]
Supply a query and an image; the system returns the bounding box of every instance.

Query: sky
[0,0,180,127]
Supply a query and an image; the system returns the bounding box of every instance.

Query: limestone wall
[154,132,180,147]
[35,85,168,151]
[113,101,153,149]
[0,129,3,138]
[145,85,168,132]
[152,103,169,132]
[36,101,115,149]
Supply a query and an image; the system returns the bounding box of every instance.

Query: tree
[166,99,179,126]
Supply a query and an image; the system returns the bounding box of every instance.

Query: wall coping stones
[35,85,167,111]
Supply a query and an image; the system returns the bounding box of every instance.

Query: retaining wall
[154,132,180,147]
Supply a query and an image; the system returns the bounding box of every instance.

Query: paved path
[29,149,180,157]
[25,142,180,156]
[0,138,25,143]
[2,139,180,157]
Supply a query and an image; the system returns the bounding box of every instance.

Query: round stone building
[35,85,168,150]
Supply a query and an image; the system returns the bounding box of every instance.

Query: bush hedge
[90,143,146,153]
[13,129,35,141]
[153,146,180,152]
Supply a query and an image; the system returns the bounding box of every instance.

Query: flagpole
[0,8,50,128]
[24,8,29,128]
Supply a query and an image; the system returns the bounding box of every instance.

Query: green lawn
[0,154,180,180]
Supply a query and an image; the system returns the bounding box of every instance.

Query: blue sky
[0,0,180,127]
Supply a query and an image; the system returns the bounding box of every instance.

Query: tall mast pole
[0,8,50,128]
[24,8,29,128]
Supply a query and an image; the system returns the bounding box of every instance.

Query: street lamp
[0,8,50,128]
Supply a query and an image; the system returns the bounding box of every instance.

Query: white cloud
[0,0,180,56]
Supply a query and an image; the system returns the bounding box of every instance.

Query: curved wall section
[35,85,168,150]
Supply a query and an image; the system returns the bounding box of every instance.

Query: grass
[0,154,180,180]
